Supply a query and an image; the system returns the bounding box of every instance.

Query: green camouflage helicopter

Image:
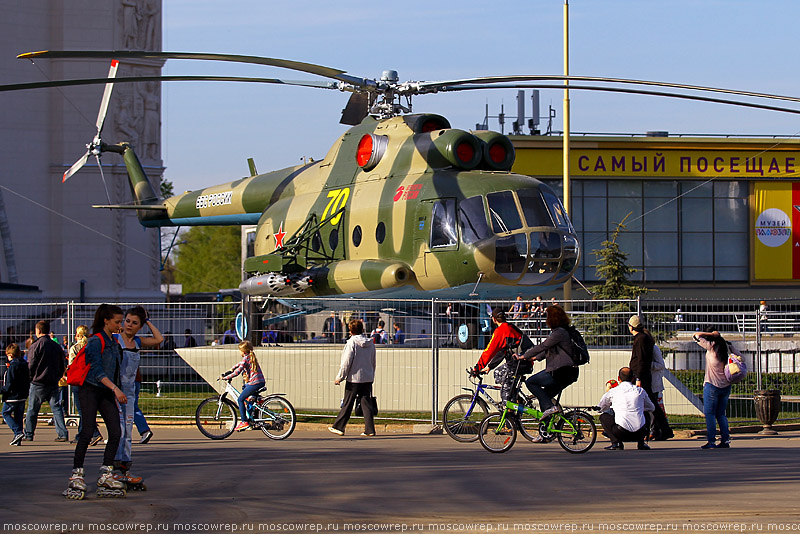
[8,51,800,302]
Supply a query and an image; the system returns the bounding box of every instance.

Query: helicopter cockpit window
[517,189,554,228]
[458,196,491,245]
[539,185,575,233]
[487,191,523,234]
[430,199,458,248]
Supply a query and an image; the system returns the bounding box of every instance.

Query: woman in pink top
[693,329,732,449]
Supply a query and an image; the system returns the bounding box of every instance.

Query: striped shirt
[225,354,265,386]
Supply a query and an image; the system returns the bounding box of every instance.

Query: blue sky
[160,1,800,193]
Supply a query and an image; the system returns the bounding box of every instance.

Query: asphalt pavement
[1,424,799,533]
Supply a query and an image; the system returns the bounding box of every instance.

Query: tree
[592,213,649,300]
[575,214,649,346]
[174,226,241,293]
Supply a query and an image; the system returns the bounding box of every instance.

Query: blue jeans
[238,382,265,422]
[703,382,732,444]
[25,383,68,440]
[3,401,25,436]
[133,381,150,435]
[525,370,557,411]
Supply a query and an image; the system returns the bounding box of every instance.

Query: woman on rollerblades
[65,304,128,499]
[112,306,162,489]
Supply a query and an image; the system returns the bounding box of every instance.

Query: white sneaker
[139,430,153,444]
[328,426,344,436]
[541,406,562,418]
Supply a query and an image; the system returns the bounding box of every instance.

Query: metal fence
[1,297,798,427]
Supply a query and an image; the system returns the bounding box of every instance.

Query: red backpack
[66,334,105,387]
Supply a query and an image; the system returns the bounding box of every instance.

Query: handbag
[354,394,379,417]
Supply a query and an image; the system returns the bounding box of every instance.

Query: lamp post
[562,0,572,307]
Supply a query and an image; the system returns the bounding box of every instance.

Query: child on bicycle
[220,341,265,432]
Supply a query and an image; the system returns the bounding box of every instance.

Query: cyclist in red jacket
[472,309,531,400]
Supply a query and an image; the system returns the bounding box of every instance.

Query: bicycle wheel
[517,415,542,442]
[478,413,517,453]
[442,394,489,442]
[257,396,296,440]
[556,409,597,453]
[195,397,238,440]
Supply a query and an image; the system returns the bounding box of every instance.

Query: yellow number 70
[321,188,350,225]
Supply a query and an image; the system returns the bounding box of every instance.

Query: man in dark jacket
[2,343,30,445]
[24,320,68,442]
[628,315,673,441]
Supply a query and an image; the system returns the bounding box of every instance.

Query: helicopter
[7,51,800,303]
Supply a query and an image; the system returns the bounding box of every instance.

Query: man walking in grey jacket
[329,319,377,437]
[24,320,68,441]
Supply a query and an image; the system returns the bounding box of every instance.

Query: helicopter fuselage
[129,113,579,298]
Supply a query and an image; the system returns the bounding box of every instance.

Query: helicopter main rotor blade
[417,74,800,105]
[96,59,119,134]
[18,50,372,89]
[0,75,338,93]
[427,83,800,116]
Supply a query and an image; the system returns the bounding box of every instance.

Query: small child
[2,344,30,446]
[220,341,265,431]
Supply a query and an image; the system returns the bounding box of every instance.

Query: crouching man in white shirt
[598,366,655,451]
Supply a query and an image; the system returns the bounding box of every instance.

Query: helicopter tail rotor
[62,59,119,183]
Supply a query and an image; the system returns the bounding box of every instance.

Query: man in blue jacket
[24,320,68,442]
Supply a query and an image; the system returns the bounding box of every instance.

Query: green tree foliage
[174,226,241,293]
[575,214,648,346]
[160,178,174,198]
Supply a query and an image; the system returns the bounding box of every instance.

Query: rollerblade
[96,465,126,498]
[114,461,146,491]
[63,468,88,500]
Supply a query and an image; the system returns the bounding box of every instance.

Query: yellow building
[510,135,800,298]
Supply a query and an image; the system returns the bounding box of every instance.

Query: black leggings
[73,383,121,469]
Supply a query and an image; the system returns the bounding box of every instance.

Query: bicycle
[195,378,296,441]
[442,369,540,443]
[477,362,597,454]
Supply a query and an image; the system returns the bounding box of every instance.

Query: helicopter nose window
[553,234,580,282]
[495,234,527,280]
[539,185,575,233]
[430,199,458,248]
[487,191,523,234]
[517,189,554,228]
[458,195,491,245]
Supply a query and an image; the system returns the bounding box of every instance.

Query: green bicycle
[479,399,597,454]
[477,360,596,454]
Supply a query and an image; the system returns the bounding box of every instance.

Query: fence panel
[1,297,798,427]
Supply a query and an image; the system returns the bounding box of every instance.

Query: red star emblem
[273,222,286,250]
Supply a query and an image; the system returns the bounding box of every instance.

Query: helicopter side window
[517,189,554,228]
[458,195,491,245]
[539,185,575,233]
[487,191,523,234]
[430,199,458,248]
[329,229,339,251]
[376,222,386,244]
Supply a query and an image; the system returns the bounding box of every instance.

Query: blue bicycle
[442,369,539,443]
